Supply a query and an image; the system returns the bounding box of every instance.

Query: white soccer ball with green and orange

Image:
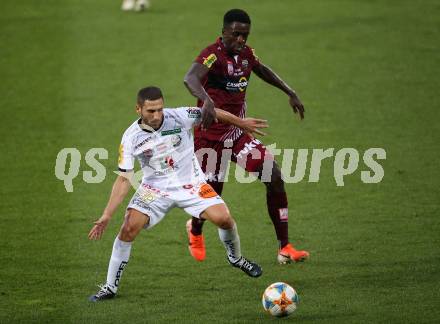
[262,282,299,317]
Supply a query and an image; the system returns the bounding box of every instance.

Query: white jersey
[118,107,205,189]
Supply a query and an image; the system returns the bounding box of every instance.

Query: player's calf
[209,210,262,278]
[89,210,148,302]
[89,237,131,302]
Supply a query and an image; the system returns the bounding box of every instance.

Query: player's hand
[88,214,111,240]
[289,93,305,120]
[240,118,269,137]
[201,99,218,130]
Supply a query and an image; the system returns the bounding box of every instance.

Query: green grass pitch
[1,0,439,322]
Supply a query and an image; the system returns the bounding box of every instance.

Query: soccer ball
[262,282,299,317]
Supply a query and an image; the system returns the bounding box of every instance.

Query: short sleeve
[195,47,218,69]
[118,133,134,172]
[172,107,202,130]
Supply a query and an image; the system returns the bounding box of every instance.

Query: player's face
[137,98,164,130]
[222,22,250,54]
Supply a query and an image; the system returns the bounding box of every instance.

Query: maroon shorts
[194,133,274,193]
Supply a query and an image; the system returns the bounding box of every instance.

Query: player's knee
[119,214,139,241]
[119,225,135,241]
[217,215,234,230]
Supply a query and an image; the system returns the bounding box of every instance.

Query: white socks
[218,224,241,263]
[106,237,132,293]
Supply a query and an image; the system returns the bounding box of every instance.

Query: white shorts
[127,182,224,229]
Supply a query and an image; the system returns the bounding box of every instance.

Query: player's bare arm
[183,62,217,129]
[214,108,268,137]
[88,173,133,240]
[252,63,305,120]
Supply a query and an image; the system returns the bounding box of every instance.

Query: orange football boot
[277,243,309,264]
[186,219,206,261]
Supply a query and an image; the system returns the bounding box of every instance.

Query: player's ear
[135,104,141,115]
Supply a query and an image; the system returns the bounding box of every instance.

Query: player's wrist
[287,89,297,97]
[101,211,113,220]
[200,93,214,105]
[236,118,247,130]
[204,99,215,109]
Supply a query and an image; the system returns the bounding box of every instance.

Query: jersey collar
[137,116,165,134]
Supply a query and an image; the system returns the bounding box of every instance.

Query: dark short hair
[137,86,163,105]
[223,9,251,27]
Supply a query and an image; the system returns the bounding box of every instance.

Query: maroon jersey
[194,37,261,141]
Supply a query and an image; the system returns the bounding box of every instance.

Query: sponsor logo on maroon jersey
[227,61,234,75]
[226,76,248,92]
[202,53,217,68]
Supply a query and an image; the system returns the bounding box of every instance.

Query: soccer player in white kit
[88,86,268,301]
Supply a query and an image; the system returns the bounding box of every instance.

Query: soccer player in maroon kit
[183,9,309,264]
